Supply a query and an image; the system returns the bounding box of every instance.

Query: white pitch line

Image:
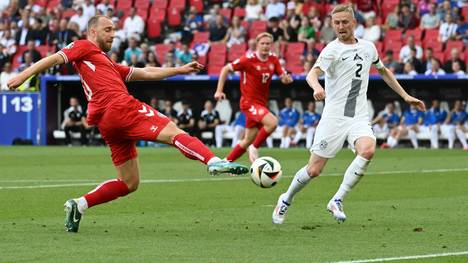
[0,167,467,190]
[332,251,468,263]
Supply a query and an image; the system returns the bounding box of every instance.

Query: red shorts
[98,99,170,166]
[241,103,270,128]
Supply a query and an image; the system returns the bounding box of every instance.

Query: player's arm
[7,53,65,90]
[306,67,325,101]
[214,64,233,101]
[129,62,204,81]
[377,66,426,112]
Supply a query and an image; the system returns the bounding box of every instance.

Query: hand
[405,96,426,112]
[214,91,226,101]
[7,73,28,91]
[313,86,326,101]
[179,62,204,74]
[280,74,293,84]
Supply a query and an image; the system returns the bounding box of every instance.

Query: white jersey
[313,38,383,120]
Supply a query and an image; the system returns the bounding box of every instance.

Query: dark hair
[87,15,108,32]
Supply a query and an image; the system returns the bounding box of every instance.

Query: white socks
[408,130,418,149]
[76,197,88,214]
[283,166,313,204]
[430,126,439,149]
[387,136,398,148]
[332,155,370,201]
[455,128,468,147]
[306,127,315,148]
[207,157,222,165]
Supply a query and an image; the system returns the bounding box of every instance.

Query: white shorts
[311,118,376,158]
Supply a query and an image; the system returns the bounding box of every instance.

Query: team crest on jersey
[353,53,363,61]
[64,42,74,49]
[269,64,274,71]
[258,108,265,115]
[256,65,261,71]
[319,140,328,150]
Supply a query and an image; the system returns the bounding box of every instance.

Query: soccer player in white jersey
[272,4,426,224]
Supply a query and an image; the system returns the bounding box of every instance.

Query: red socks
[252,127,271,148]
[172,133,215,164]
[226,144,246,162]
[84,179,129,208]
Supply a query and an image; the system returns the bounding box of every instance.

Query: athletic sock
[75,196,88,214]
[172,133,216,164]
[332,155,370,201]
[408,130,418,149]
[293,130,303,144]
[455,128,468,147]
[447,128,455,149]
[84,179,130,209]
[226,144,246,162]
[387,136,397,148]
[283,166,313,204]
[285,137,291,148]
[252,127,271,148]
[430,126,439,149]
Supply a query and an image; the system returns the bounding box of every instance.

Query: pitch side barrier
[39,74,467,145]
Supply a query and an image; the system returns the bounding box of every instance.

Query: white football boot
[272,193,290,224]
[327,199,347,222]
[248,145,259,163]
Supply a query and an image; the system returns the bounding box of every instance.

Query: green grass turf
[0,147,467,263]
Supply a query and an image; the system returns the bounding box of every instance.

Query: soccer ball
[250,156,282,188]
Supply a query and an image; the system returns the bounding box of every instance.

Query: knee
[358,147,375,160]
[264,119,278,132]
[123,176,140,193]
[306,165,321,178]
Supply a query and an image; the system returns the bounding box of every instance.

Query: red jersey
[230,52,284,108]
[58,40,134,125]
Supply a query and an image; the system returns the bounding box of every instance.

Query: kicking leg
[272,153,328,224]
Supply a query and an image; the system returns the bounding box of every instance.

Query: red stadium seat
[380,2,399,20]
[233,7,246,18]
[152,0,168,9]
[384,29,403,43]
[207,65,224,75]
[404,28,422,41]
[147,17,162,39]
[285,61,304,75]
[135,0,150,9]
[61,9,76,19]
[424,41,443,52]
[433,51,445,63]
[169,0,186,10]
[189,0,203,13]
[286,42,305,55]
[36,45,49,57]
[227,43,246,62]
[445,41,464,56]
[36,0,47,7]
[154,44,171,64]
[249,20,267,39]
[424,29,439,42]
[315,42,325,52]
[46,0,60,10]
[137,8,148,21]
[219,8,232,21]
[208,52,226,66]
[464,49,468,64]
[150,8,166,21]
[462,6,468,21]
[375,41,383,53]
[117,0,133,10]
[210,43,227,55]
[198,55,207,65]
[192,31,210,45]
[167,7,181,27]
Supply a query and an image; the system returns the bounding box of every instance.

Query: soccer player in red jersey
[214,32,293,162]
[8,15,248,233]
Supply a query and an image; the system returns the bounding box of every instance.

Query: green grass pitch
[0,147,467,262]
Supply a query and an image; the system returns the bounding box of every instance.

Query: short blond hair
[255,32,273,43]
[331,4,354,18]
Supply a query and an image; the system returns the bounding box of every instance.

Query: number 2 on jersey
[355,63,362,78]
[261,73,270,83]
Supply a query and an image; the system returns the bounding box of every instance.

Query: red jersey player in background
[214,32,293,162]
[8,15,248,233]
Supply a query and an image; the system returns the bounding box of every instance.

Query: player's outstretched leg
[272,155,326,224]
[328,137,374,222]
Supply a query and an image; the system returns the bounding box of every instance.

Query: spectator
[283,14,300,42]
[0,62,16,91]
[298,16,315,46]
[439,13,458,42]
[362,16,380,43]
[0,30,17,56]
[246,38,256,54]
[159,100,178,122]
[182,6,204,44]
[176,101,196,134]
[225,16,246,48]
[437,0,453,21]
[422,100,447,149]
[0,0,9,12]
[398,4,418,30]
[124,37,142,64]
[123,7,145,41]
[403,62,418,75]
[129,53,145,67]
[278,97,300,148]
[319,16,335,44]
[198,100,221,138]
[51,19,78,49]
[455,17,467,42]
[204,4,221,27]
[81,0,96,21]
[354,21,365,39]
[405,47,424,73]
[425,58,446,75]
[70,7,88,33]
[265,0,286,20]
[106,7,119,25]
[376,103,401,148]
[215,111,246,148]
[29,17,48,45]
[384,5,400,31]
[382,50,402,73]
[292,101,320,148]
[420,3,440,29]
[399,35,423,63]
[62,97,87,146]
[417,0,432,17]
[245,0,263,21]
[0,44,10,70]
[451,61,465,75]
[303,61,312,75]
[386,105,425,149]
[15,17,33,46]
[307,6,322,31]
[422,47,435,72]
[22,40,41,63]
[441,100,468,149]
[267,16,285,42]
[209,14,228,42]
[96,0,113,15]
[175,44,193,66]
[443,48,466,73]
[145,52,160,67]
[162,52,176,67]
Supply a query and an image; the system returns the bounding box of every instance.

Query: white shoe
[248,145,259,163]
[272,193,290,225]
[327,199,347,222]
